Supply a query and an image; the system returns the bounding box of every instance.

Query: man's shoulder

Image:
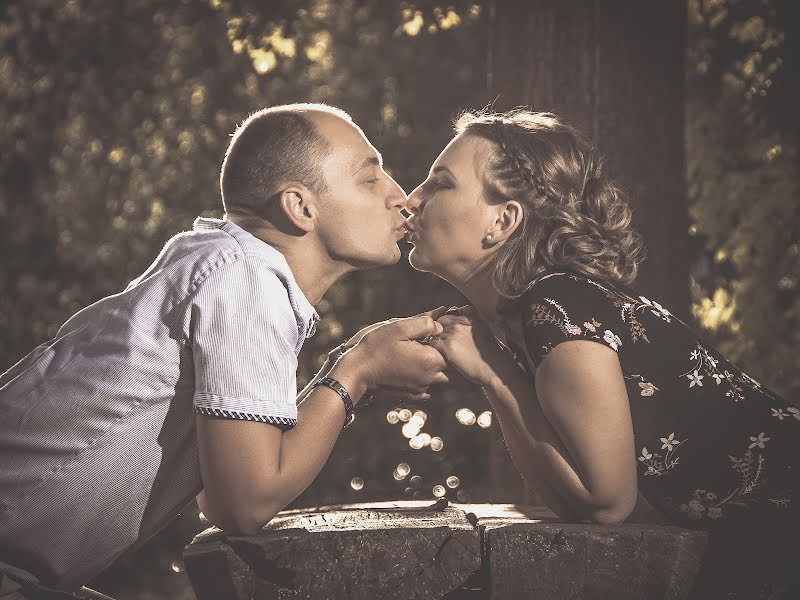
[159,227,280,285]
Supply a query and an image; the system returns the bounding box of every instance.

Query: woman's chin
[407,246,430,273]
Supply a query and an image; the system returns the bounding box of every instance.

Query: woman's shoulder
[511,271,634,363]
[518,270,627,305]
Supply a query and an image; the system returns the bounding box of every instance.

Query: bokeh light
[432,484,446,497]
[350,477,364,491]
[456,408,476,426]
[402,421,421,439]
[446,475,460,489]
[477,410,493,428]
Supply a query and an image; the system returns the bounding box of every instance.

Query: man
[0,103,448,598]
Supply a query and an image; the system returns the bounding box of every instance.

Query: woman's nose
[406,186,424,214]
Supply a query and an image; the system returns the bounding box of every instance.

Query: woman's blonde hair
[455,108,646,297]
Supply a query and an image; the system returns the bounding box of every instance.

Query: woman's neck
[455,268,508,337]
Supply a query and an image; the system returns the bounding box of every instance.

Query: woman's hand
[427,309,509,387]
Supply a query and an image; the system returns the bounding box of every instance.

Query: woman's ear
[488,200,523,243]
[277,185,318,233]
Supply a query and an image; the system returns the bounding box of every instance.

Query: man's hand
[332,313,449,402]
[342,306,448,349]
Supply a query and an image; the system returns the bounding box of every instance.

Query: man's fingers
[375,389,432,403]
[413,305,448,320]
[437,314,470,327]
[429,371,450,385]
[391,314,443,340]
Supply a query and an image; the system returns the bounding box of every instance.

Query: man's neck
[227,216,351,305]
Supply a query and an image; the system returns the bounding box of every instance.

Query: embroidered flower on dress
[603,330,622,351]
[680,499,705,520]
[661,433,679,451]
[707,506,723,519]
[712,373,725,385]
[787,407,800,421]
[690,349,701,360]
[639,381,658,397]
[771,408,789,421]
[741,373,761,388]
[583,321,597,332]
[748,432,771,449]
[638,295,672,321]
[567,324,582,335]
[638,434,685,477]
[687,370,704,387]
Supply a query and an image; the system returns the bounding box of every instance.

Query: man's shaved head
[220,103,353,220]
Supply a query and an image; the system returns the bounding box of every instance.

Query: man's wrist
[328,350,370,405]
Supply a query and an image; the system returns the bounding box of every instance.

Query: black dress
[513,271,800,599]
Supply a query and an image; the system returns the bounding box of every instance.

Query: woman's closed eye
[426,178,453,192]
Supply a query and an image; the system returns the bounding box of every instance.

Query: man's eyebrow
[352,153,383,176]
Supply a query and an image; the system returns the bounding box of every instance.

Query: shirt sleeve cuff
[193,391,297,431]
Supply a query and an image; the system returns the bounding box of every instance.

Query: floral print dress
[514,271,799,598]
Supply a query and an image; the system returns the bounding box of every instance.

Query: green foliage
[0,1,490,597]
[686,0,799,399]
[1,0,796,597]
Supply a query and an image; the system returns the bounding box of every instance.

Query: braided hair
[454,109,645,297]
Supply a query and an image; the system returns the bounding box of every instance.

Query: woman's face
[406,133,497,281]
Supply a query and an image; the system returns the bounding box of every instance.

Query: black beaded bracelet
[313,376,355,431]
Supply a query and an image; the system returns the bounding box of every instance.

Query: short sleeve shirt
[0,217,318,590]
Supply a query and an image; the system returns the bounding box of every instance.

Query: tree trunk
[487,0,688,501]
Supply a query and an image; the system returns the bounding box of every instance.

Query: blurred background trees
[0,1,796,598]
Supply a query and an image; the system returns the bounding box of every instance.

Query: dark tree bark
[487,0,688,501]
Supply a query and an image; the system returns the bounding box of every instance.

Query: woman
[405,109,799,598]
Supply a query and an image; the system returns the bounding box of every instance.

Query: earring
[485,234,493,242]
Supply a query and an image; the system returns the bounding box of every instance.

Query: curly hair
[454,108,646,297]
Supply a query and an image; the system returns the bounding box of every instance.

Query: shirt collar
[193,217,320,337]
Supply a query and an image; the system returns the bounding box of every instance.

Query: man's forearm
[251,362,367,528]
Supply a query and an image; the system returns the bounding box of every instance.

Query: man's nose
[386,176,408,211]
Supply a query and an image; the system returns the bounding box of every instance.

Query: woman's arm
[432,313,638,524]
[484,340,638,524]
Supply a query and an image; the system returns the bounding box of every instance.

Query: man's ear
[488,200,523,243]
[276,184,318,233]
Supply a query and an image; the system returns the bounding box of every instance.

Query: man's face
[312,113,409,268]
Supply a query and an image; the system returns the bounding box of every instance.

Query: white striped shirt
[0,217,318,590]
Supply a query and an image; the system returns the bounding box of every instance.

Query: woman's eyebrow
[432,165,457,180]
